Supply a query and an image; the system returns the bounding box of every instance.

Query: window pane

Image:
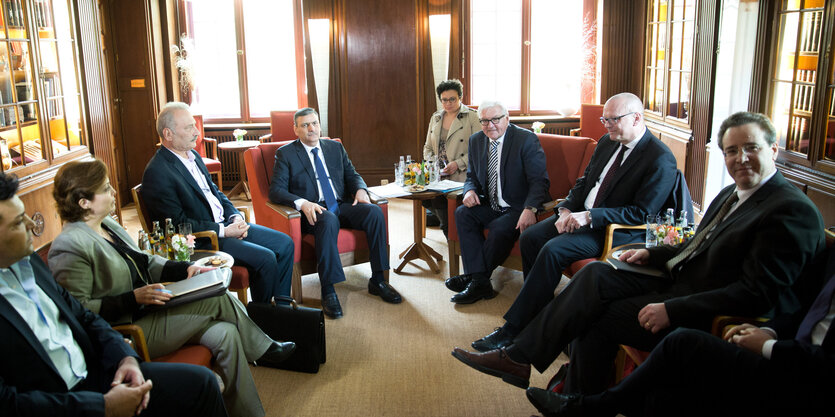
[775,13,800,82]
[470,0,521,109]
[243,0,298,116]
[188,0,241,119]
[825,85,835,161]
[529,0,583,112]
[771,80,794,150]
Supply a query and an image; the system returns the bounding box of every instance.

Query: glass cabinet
[0,0,85,174]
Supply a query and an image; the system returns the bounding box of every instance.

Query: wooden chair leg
[232,288,248,304]
[448,240,460,276]
[291,263,303,304]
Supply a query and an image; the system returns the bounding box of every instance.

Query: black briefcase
[246,296,326,373]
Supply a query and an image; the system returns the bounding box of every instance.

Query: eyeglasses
[440,97,459,103]
[722,144,762,158]
[479,115,507,126]
[599,112,637,126]
[296,121,319,129]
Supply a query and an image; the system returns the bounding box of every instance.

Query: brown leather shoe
[451,347,530,388]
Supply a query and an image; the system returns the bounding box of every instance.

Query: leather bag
[247,296,326,373]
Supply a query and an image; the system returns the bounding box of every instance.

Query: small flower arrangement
[532,121,545,134]
[170,233,195,261]
[233,129,247,142]
[655,225,683,246]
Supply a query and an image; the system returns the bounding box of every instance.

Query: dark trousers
[588,328,830,417]
[219,223,295,302]
[504,216,606,328]
[76,362,227,416]
[422,195,449,236]
[513,262,676,390]
[300,202,389,286]
[455,204,522,278]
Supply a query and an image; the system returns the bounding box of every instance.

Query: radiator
[212,133,264,187]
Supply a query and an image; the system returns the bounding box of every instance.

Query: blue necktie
[796,274,835,343]
[311,147,340,215]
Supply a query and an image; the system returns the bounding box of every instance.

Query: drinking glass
[394,163,403,185]
[645,214,659,248]
[178,223,194,254]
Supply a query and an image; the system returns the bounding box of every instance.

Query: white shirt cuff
[294,198,306,211]
[762,339,777,359]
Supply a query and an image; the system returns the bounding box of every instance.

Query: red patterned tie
[593,145,626,208]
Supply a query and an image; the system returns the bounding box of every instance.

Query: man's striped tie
[487,140,500,211]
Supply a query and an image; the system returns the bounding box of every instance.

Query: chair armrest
[194,231,219,251]
[601,223,645,256]
[203,137,219,159]
[236,206,251,223]
[112,324,152,362]
[259,133,272,143]
[569,128,581,136]
[368,191,388,205]
[711,315,768,337]
[543,198,565,212]
[266,201,301,219]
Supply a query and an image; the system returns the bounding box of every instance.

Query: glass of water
[394,163,403,185]
[645,214,659,248]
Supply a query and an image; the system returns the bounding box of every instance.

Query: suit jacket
[0,254,137,416]
[268,138,368,206]
[556,129,677,238]
[648,171,826,328]
[422,104,481,182]
[141,147,241,235]
[463,123,550,210]
[48,216,170,324]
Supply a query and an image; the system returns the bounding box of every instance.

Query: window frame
[764,0,835,175]
[177,0,307,124]
[462,0,597,116]
[642,0,698,132]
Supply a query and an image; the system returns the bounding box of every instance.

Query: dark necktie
[665,191,739,273]
[593,145,626,207]
[487,140,501,211]
[311,147,340,215]
[796,274,835,343]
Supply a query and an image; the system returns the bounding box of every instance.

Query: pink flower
[186,234,196,248]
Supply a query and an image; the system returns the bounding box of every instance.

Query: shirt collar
[300,140,322,154]
[735,169,777,201]
[165,147,196,164]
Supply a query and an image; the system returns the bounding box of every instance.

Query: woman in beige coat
[47,159,295,417]
[423,79,482,236]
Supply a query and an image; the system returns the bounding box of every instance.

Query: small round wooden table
[218,140,260,200]
[394,190,445,273]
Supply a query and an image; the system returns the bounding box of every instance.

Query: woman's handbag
[246,296,326,373]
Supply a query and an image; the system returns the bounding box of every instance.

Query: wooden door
[105,0,160,197]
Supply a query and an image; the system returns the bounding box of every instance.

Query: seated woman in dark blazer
[48,159,294,417]
[422,79,482,236]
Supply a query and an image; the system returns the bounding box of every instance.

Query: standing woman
[423,79,482,236]
[48,159,295,417]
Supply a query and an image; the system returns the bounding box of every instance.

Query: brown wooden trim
[293,0,308,109]
[520,0,531,115]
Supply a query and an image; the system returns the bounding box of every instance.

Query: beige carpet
[124,197,567,416]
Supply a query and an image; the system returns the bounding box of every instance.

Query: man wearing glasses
[446,100,550,304]
[452,112,825,402]
[466,92,677,353]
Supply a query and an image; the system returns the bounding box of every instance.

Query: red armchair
[258,111,297,143]
[244,139,390,303]
[570,104,607,142]
[446,133,598,277]
[193,115,223,190]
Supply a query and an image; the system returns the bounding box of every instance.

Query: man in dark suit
[268,107,400,319]
[468,93,678,351]
[142,102,295,303]
[525,255,835,416]
[447,100,550,304]
[0,173,226,417]
[452,112,826,396]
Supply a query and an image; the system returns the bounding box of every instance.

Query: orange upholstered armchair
[570,104,607,141]
[244,139,390,303]
[258,111,297,143]
[193,115,223,190]
[446,133,598,277]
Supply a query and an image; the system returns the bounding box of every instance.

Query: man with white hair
[446,100,550,304]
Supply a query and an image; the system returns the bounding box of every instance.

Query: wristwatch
[525,206,538,214]
[586,211,592,224]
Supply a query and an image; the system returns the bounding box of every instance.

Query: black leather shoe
[451,280,496,304]
[322,293,343,319]
[368,280,403,304]
[472,326,515,352]
[445,274,472,292]
[525,387,583,417]
[256,341,296,368]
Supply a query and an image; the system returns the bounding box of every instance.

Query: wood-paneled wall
[599,0,645,100]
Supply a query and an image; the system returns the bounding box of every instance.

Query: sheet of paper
[426,180,465,192]
[367,182,410,198]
